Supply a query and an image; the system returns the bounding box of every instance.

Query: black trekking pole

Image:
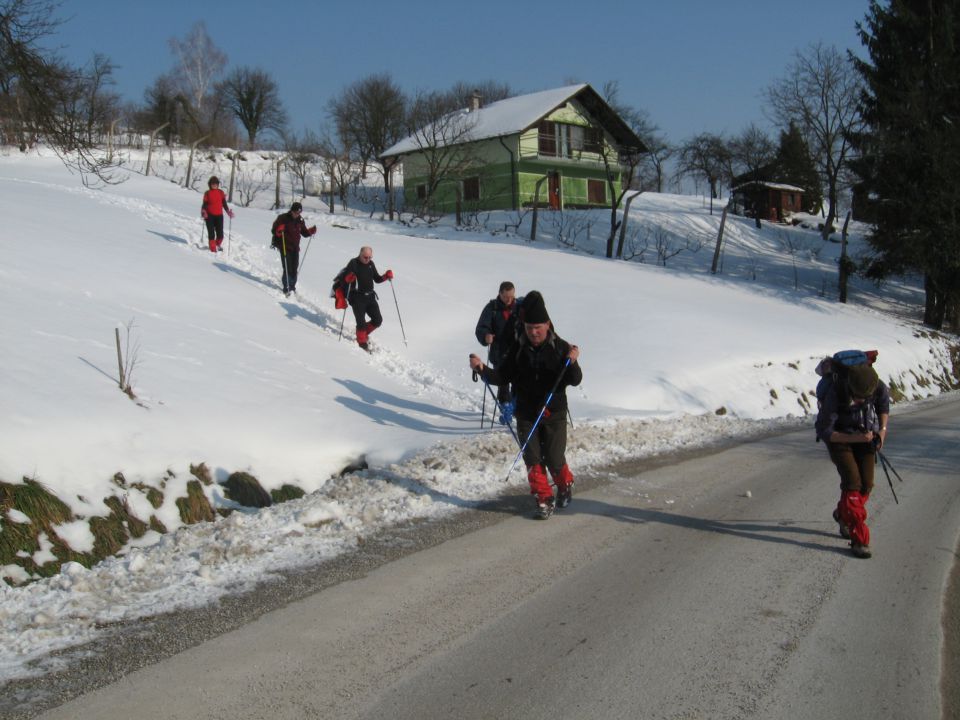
[299,233,313,273]
[876,448,904,504]
[478,364,487,430]
[200,218,206,249]
[227,213,232,259]
[504,358,571,481]
[389,279,408,346]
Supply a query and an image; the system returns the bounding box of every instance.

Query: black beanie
[290,201,303,213]
[523,291,550,324]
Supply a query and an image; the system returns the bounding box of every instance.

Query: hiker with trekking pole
[814,350,891,559]
[270,202,316,296]
[469,291,582,519]
[475,281,523,427]
[332,245,395,351]
[201,176,234,253]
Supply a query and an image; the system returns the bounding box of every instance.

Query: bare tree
[677,132,731,212]
[638,132,673,192]
[220,66,286,148]
[598,80,650,256]
[283,129,320,198]
[316,127,358,211]
[79,52,120,144]
[328,73,407,218]
[168,21,226,116]
[402,89,483,216]
[765,42,863,239]
[0,0,118,179]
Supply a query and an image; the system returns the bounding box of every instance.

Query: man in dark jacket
[333,246,394,351]
[271,202,316,296]
[475,281,523,415]
[815,361,890,558]
[470,291,582,519]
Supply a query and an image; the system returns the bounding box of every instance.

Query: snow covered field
[0,148,955,682]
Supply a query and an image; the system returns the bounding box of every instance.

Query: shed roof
[732,181,806,193]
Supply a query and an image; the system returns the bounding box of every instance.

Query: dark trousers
[205,214,224,240]
[827,442,876,495]
[517,410,567,471]
[350,293,383,330]
[280,248,300,292]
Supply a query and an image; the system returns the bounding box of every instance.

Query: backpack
[815,349,879,405]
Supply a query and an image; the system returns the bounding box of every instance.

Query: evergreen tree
[774,122,823,214]
[852,0,960,330]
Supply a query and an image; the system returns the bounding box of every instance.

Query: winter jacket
[335,257,387,300]
[202,188,229,217]
[815,379,890,443]
[482,331,582,422]
[475,296,523,367]
[271,213,315,252]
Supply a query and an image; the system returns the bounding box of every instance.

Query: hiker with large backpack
[332,246,394,351]
[469,291,582,519]
[270,202,316,296]
[474,281,523,423]
[814,350,891,559]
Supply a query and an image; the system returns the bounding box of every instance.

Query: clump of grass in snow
[223,472,272,508]
[271,484,306,503]
[176,479,215,524]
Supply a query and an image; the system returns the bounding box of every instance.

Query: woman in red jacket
[201,176,234,252]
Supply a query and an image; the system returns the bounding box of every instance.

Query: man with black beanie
[470,290,582,519]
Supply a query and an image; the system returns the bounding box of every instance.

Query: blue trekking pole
[504,358,571,482]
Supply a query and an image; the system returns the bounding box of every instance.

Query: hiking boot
[556,485,572,509]
[832,508,851,539]
[358,342,370,352]
[535,497,555,520]
[850,543,872,559]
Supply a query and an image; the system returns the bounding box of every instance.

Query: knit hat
[847,364,879,398]
[522,290,550,324]
[290,202,303,213]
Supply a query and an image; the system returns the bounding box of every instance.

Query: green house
[381,84,646,215]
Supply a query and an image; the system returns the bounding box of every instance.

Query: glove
[308,225,317,235]
[227,209,235,219]
[201,209,208,219]
[344,272,357,283]
[274,225,285,237]
[384,269,394,280]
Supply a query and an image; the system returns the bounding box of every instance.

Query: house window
[416,184,426,200]
[538,121,557,156]
[588,178,607,204]
[462,176,480,201]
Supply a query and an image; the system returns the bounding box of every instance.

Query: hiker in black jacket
[475,281,523,413]
[333,246,393,351]
[470,291,582,519]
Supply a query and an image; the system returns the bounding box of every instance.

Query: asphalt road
[29,396,960,720]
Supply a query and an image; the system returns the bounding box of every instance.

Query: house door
[548,172,561,210]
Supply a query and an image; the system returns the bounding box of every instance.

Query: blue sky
[51,0,869,149]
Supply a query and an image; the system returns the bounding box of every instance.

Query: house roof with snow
[732,180,806,193]
[381,83,646,159]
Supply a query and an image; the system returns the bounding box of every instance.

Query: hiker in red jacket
[201,176,233,252]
